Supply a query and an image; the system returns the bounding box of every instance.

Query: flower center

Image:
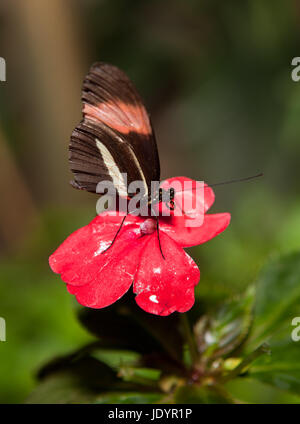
[140,218,156,236]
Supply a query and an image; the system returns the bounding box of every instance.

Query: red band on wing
[84,102,151,136]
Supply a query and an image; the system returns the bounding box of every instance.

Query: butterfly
[69,62,175,255]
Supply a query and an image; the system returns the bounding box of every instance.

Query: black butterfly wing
[69,62,160,197]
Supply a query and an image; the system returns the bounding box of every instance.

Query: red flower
[49,177,230,316]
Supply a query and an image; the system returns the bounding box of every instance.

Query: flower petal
[49,211,143,284]
[66,231,148,308]
[159,212,231,248]
[153,176,227,247]
[133,232,200,316]
[160,176,215,213]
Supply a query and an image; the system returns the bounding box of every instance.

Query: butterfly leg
[102,214,127,254]
[155,216,165,260]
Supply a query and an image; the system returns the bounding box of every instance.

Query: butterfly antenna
[174,172,263,194]
[209,172,263,187]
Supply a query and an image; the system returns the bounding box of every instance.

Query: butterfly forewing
[69,63,160,198]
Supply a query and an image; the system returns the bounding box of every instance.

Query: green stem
[180,314,198,366]
[220,343,270,383]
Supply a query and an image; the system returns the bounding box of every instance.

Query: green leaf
[240,252,300,395]
[92,349,141,370]
[121,367,161,382]
[248,251,300,347]
[28,373,164,404]
[26,374,90,404]
[194,286,254,359]
[26,353,118,404]
[174,384,234,404]
[220,343,270,383]
[92,348,162,387]
[28,345,164,403]
[248,324,300,395]
[225,377,300,404]
[94,392,165,404]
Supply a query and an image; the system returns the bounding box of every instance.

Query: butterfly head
[158,187,176,211]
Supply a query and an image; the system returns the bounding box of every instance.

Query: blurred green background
[0,0,300,403]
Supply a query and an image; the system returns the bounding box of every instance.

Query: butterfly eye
[165,200,175,211]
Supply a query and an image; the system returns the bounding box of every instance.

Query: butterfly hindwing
[69,63,160,197]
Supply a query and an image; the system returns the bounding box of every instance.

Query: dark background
[0,0,300,402]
